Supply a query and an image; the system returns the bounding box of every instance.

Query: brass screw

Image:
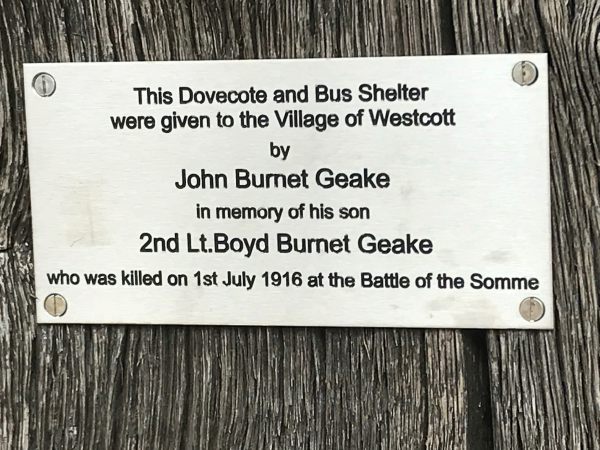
[519,297,545,322]
[512,61,538,86]
[44,293,67,317]
[32,72,56,97]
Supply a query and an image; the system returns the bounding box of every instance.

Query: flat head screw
[44,293,67,317]
[519,297,545,322]
[512,61,538,86]
[32,72,57,97]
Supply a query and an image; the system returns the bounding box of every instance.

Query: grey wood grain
[453,1,600,448]
[0,0,596,449]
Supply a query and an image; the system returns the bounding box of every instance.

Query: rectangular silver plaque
[24,54,552,328]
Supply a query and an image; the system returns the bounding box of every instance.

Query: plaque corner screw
[43,293,67,317]
[32,72,56,97]
[519,296,545,322]
[512,61,538,86]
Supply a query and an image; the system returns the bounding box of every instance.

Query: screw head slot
[32,72,56,97]
[519,296,545,322]
[512,61,538,86]
[44,293,67,317]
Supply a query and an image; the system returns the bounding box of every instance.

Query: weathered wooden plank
[0,249,35,450]
[453,1,600,448]
[0,0,505,448]
[0,2,30,250]
[0,1,36,449]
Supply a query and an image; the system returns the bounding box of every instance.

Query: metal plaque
[24,54,552,328]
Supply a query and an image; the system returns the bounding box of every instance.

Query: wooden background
[1,0,599,448]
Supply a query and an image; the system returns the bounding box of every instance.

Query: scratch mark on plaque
[63,180,109,246]
[400,184,414,198]
[87,200,95,244]
[70,237,83,247]
[484,250,511,263]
